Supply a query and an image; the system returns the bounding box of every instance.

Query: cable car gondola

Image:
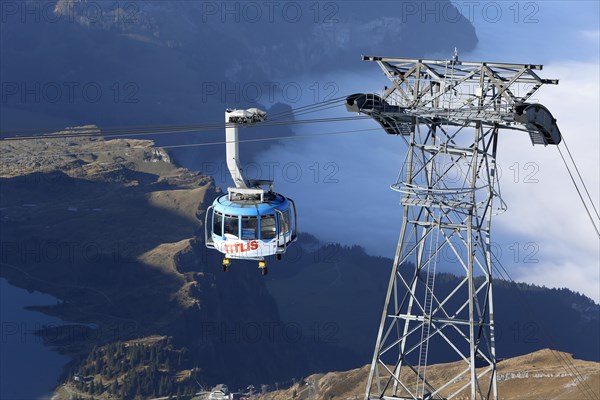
[205,108,297,274]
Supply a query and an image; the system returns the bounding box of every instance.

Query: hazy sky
[468,1,600,302]
[252,1,600,301]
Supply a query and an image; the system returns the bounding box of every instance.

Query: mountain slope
[259,349,600,399]
[265,244,600,368]
[1,131,598,396]
[0,131,350,391]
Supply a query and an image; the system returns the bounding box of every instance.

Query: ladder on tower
[416,243,438,398]
[353,54,562,400]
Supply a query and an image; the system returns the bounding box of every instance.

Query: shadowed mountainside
[0,131,352,391]
[1,131,597,396]
[264,244,600,367]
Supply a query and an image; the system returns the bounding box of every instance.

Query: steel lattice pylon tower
[346,54,562,400]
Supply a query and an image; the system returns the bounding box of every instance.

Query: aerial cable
[267,95,348,120]
[0,121,221,137]
[281,102,346,119]
[3,94,597,397]
[557,145,600,239]
[0,115,371,142]
[268,98,343,120]
[1,115,371,142]
[561,137,600,220]
[490,253,599,400]
[21,126,383,158]
[269,96,344,118]
[119,126,384,150]
[483,239,598,400]
[0,96,349,138]
[0,103,356,141]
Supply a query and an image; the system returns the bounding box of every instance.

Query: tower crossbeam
[346,55,562,400]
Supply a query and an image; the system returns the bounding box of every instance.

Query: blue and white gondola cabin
[204,108,298,274]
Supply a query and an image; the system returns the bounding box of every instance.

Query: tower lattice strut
[345,55,561,400]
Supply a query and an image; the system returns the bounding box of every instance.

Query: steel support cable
[553,148,600,400]
[0,115,364,141]
[38,128,592,400]
[269,94,347,116]
[11,127,383,158]
[267,95,348,120]
[281,103,346,119]
[394,128,597,399]
[0,115,371,142]
[561,137,600,220]
[436,72,588,398]
[0,96,349,138]
[4,85,594,397]
[489,254,599,400]
[557,146,600,239]
[1,124,223,141]
[0,121,219,137]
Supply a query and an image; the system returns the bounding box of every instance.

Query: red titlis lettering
[224,240,259,254]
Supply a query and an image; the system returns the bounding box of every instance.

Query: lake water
[0,278,70,400]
